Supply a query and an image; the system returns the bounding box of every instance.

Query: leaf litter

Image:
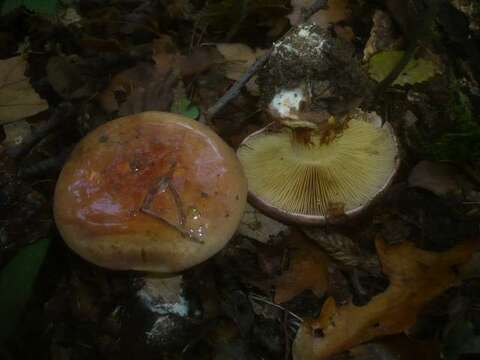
[1,1,480,359]
[0,56,48,124]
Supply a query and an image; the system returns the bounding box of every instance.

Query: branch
[204,50,271,121]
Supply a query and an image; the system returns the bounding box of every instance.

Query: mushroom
[54,111,247,273]
[237,110,399,224]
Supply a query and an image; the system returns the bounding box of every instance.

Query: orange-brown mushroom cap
[54,112,247,273]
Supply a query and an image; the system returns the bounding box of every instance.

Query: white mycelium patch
[272,24,328,59]
[269,87,306,119]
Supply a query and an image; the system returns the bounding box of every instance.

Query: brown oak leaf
[274,231,329,304]
[293,237,478,360]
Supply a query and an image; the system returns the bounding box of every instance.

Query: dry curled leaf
[46,56,94,99]
[97,63,176,115]
[408,160,470,198]
[0,56,48,124]
[293,238,478,360]
[98,36,215,113]
[274,231,329,304]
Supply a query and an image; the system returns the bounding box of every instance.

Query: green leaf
[171,96,200,120]
[2,0,58,16]
[368,50,439,86]
[0,238,50,343]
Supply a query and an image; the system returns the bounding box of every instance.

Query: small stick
[204,50,272,121]
[168,182,187,227]
[248,293,303,323]
[140,162,203,244]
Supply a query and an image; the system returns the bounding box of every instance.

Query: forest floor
[0,0,480,359]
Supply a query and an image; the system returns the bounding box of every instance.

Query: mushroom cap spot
[237,112,399,224]
[54,111,247,272]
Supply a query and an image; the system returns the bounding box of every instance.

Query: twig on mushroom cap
[204,1,328,122]
[140,161,203,244]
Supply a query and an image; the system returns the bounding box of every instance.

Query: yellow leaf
[0,56,48,124]
[368,50,440,86]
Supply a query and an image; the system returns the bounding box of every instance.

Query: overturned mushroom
[237,110,399,224]
[54,111,247,272]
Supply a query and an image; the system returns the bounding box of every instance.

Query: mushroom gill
[237,115,398,219]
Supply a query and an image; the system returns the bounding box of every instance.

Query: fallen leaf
[368,50,440,86]
[216,43,256,81]
[350,335,440,360]
[408,160,471,197]
[153,36,216,78]
[151,35,179,71]
[46,56,94,99]
[288,0,350,28]
[0,56,48,124]
[98,36,215,113]
[274,231,329,304]
[238,204,290,244]
[363,10,399,61]
[97,63,176,115]
[215,43,267,95]
[310,0,350,29]
[293,238,478,360]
